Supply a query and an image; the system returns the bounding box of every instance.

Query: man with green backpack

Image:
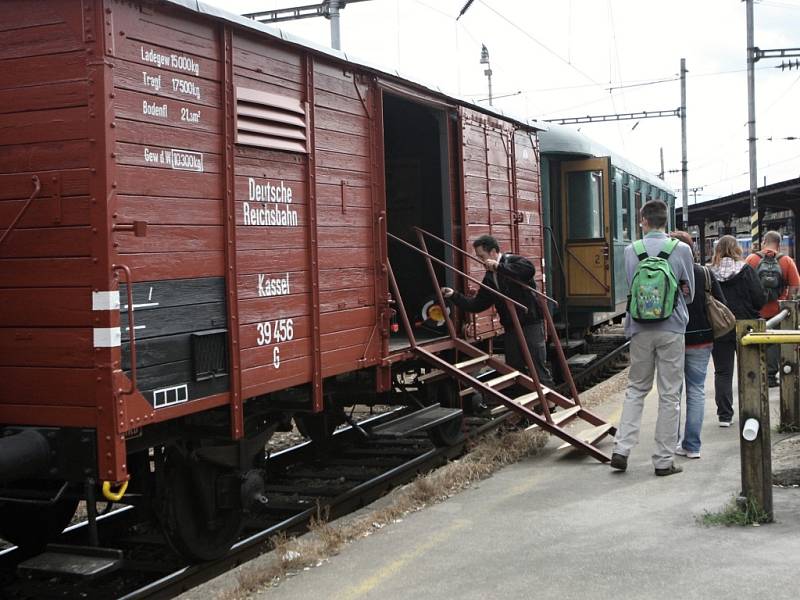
[610,200,695,477]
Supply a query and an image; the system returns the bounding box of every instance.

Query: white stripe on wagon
[93,327,121,348]
[92,290,120,311]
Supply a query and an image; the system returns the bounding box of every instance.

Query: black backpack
[755,251,785,302]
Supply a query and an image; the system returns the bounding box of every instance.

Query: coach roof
[539,123,675,194]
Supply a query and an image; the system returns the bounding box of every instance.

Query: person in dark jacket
[671,231,727,458]
[441,234,553,386]
[708,235,766,427]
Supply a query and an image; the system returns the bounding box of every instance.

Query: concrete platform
[189,366,800,600]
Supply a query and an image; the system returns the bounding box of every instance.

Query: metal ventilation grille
[191,329,228,382]
[236,87,308,153]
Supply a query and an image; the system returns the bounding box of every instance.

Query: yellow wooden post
[736,319,773,521]
[779,300,800,431]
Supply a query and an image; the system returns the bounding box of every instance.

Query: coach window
[567,170,603,239]
[634,190,643,239]
[621,182,631,240]
[612,169,625,241]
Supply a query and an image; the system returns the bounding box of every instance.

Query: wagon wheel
[0,492,79,553]
[425,379,464,447]
[158,448,242,562]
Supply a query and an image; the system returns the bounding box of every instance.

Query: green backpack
[628,238,680,323]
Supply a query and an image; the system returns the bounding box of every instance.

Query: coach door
[562,157,612,306]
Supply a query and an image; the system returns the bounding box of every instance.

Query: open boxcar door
[561,157,613,307]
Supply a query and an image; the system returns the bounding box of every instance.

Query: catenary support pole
[736,319,773,521]
[680,58,688,230]
[746,0,760,250]
[329,0,341,50]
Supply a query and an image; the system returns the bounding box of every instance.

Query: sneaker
[719,421,733,428]
[654,463,683,477]
[675,446,701,459]
[610,453,628,472]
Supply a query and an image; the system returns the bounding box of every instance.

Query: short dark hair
[641,199,668,229]
[473,234,500,253]
[670,230,693,249]
[763,230,782,248]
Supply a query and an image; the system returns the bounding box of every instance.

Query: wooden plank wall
[231,32,311,398]
[112,2,224,281]
[514,130,545,291]
[459,109,544,338]
[232,29,378,398]
[0,0,96,409]
[460,109,511,338]
[110,2,229,408]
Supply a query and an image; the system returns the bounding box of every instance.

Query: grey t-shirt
[624,231,695,338]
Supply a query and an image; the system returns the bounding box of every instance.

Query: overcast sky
[206,0,800,205]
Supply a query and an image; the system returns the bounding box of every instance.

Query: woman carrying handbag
[708,235,766,428]
[670,232,729,459]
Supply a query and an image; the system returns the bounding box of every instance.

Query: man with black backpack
[610,200,694,477]
[746,230,800,386]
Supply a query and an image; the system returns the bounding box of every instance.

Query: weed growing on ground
[224,427,548,599]
[698,495,772,527]
[777,423,800,434]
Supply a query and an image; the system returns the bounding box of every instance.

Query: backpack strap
[632,240,648,261]
[657,238,679,259]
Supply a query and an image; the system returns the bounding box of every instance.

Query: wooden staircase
[413,339,615,463]
[386,228,617,463]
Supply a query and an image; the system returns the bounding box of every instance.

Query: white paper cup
[742,418,760,442]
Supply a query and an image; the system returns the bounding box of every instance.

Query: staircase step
[557,422,614,450]
[561,339,587,351]
[418,355,494,384]
[566,353,597,367]
[455,355,491,369]
[460,371,519,397]
[370,404,462,439]
[18,545,123,580]
[524,405,582,430]
[489,387,554,416]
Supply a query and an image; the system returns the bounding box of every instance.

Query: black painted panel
[120,277,229,408]
[120,301,226,341]
[119,277,225,310]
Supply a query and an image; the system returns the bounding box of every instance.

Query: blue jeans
[680,345,713,453]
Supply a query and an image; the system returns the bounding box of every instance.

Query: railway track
[0,410,511,600]
[0,335,629,599]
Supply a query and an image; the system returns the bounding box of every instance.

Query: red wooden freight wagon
[0,0,544,560]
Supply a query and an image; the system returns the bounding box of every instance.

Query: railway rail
[0,409,511,599]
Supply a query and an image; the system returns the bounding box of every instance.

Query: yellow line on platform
[336,518,470,600]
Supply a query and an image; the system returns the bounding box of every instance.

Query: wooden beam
[736,319,773,521]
